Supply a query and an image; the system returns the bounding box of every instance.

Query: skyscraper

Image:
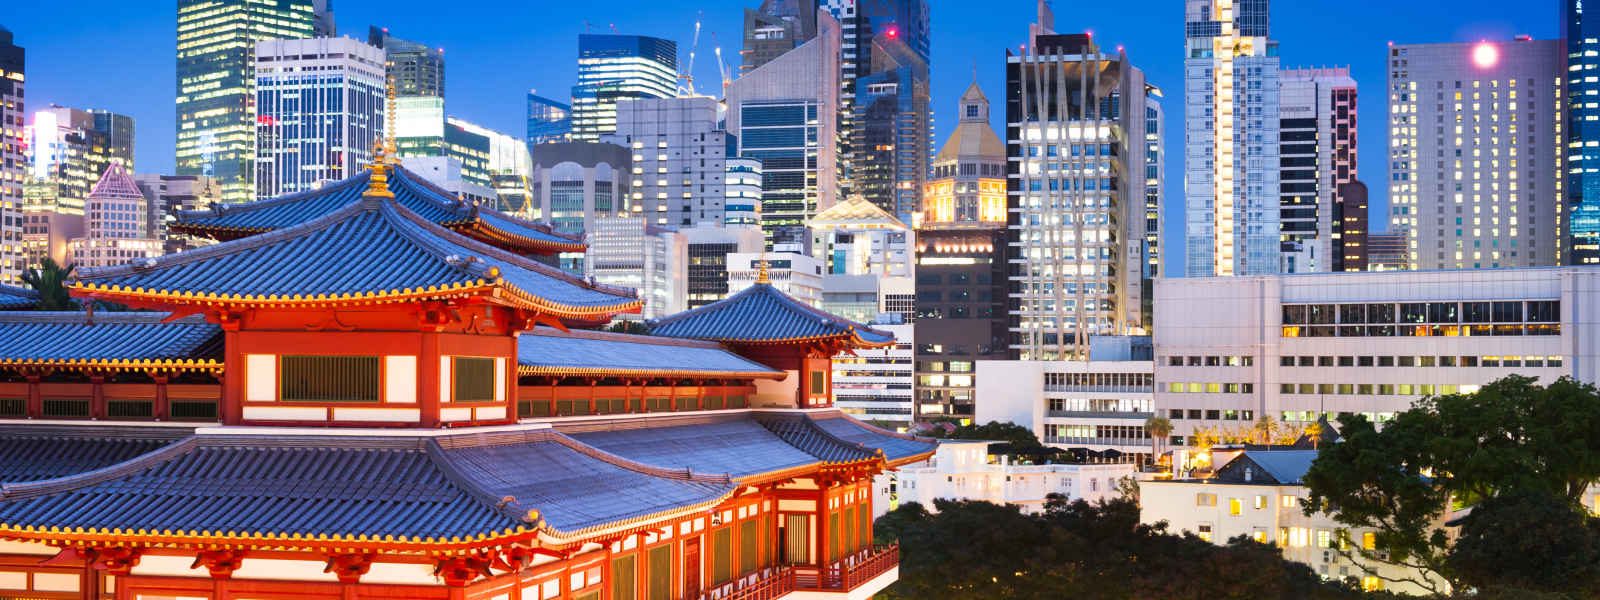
[526,93,572,146]
[27,106,136,213]
[367,26,444,98]
[741,0,818,74]
[0,27,26,281]
[68,164,163,269]
[1007,19,1150,360]
[254,37,385,198]
[850,32,930,222]
[176,0,316,204]
[602,96,732,229]
[134,174,221,254]
[1387,38,1562,270]
[1566,0,1600,264]
[1183,0,1281,277]
[1142,85,1164,324]
[1278,67,1357,273]
[570,35,677,142]
[821,0,930,203]
[725,13,842,247]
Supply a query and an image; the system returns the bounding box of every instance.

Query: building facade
[571,35,677,142]
[0,27,21,282]
[1154,268,1600,446]
[809,195,912,277]
[849,33,929,222]
[821,0,930,200]
[253,37,386,199]
[134,174,221,254]
[27,106,135,214]
[1143,86,1164,319]
[1387,38,1563,270]
[1007,29,1150,360]
[682,225,767,309]
[741,0,818,74]
[1184,0,1281,277]
[1278,67,1358,274]
[881,441,1134,516]
[367,26,444,98]
[585,216,686,320]
[176,0,316,204]
[726,13,842,247]
[1567,0,1600,264]
[834,322,914,427]
[976,345,1156,460]
[602,97,732,229]
[68,164,163,268]
[526,92,572,146]
[727,252,824,305]
[911,228,1007,423]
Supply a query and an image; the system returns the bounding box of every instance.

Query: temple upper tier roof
[72,198,640,319]
[649,282,894,348]
[0,285,38,310]
[171,167,585,255]
[517,328,787,379]
[0,312,221,372]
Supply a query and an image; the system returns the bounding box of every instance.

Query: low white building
[727,251,823,306]
[1140,449,1447,595]
[1155,267,1600,446]
[834,322,914,427]
[976,336,1156,461]
[875,440,1134,518]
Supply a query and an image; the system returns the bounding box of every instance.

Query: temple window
[279,355,381,403]
[450,357,497,403]
[711,526,734,585]
[810,371,826,395]
[610,554,637,600]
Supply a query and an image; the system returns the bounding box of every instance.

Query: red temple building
[0,152,933,599]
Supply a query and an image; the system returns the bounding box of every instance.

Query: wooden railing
[696,566,795,600]
[793,544,900,592]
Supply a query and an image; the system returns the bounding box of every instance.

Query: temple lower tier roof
[171,168,584,255]
[0,312,220,371]
[649,283,895,348]
[0,285,38,310]
[517,328,786,379]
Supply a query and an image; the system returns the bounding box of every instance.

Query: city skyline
[0,0,1560,270]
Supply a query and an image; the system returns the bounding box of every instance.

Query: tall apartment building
[741,0,818,74]
[134,174,221,254]
[1567,0,1600,264]
[0,27,21,282]
[526,93,571,147]
[833,322,914,427]
[253,37,386,199]
[176,0,316,204]
[26,106,135,214]
[570,35,677,142]
[1278,67,1358,273]
[602,97,732,229]
[68,164,162,268]
[1143,86,1165,323]
[1183,0,1281,277]
[1337,180,1371,270]
[1006,26,1149,361]
[585,217,685,320]
[1387,38,1563,270]
[850,33,930,222]
[681,225,765,309]
[449,117,531,180]
[726,13,842,246]
[367,27,444,98]
[724,157,764,227]
[530,141,632,273]
[1152,268,1600,447]
[21,181,82,268]
[819,0,929,197]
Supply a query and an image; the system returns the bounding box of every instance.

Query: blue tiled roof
[564,415,825,479]
[172,168,583,253]
[1234,450,1319,485]
[0,285,37,310]
[0,429,734,543]
[0,426,190,483]
[807,412,936,463]
[517,328,784,378]
[650,283,895,347]
[0,312,220,367]
[436,430,733,536]
[76,198,638,317]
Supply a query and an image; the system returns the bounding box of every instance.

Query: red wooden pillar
[153,374,170,421]
[587,379,598,415]
[220,327,243,425]
[89,375,106,420]
[420,330,443,428]
[24,373,40,418]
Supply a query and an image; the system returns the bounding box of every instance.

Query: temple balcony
[698,544,901,600]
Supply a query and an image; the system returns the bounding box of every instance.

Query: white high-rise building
[1278,67,1358,274]
[253,37,386,199]
[602,97,732,229]
[69,164,163,268]
[833,322,914,427]
[448,117,532,179]
[1007,15,1150,360]
[1386,38,1563,270]
[1184,0,1281,277]
[585,217,685,320]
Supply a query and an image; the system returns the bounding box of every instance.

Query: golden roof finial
[364,140,395,199]
[385,70,398,157]
[756,256,771,285]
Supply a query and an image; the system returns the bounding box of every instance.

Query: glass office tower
[570,35,677,142]
[1567,0,1600,264]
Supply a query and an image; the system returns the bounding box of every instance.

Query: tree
[1449,489,1600,597]
[930,421,1048,455]
[1302,376,1600,595]
[21,258,75,310]
[1144,415,1172,466]
[603,320,651,335]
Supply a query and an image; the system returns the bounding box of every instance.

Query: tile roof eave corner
[421,438,540,528]
[0,436,201,501]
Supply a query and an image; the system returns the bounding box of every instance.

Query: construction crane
[678,14,703,96]
[712,32,733,94]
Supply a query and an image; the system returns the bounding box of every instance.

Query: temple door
[684,537,701,597]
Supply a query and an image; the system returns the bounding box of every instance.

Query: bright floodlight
[1473,42,1499,69]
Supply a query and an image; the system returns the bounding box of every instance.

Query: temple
[0,152,933,599]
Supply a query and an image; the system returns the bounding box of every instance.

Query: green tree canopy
[21,258,75,311]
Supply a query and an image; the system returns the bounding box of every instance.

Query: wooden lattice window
[280,356,380,403]
[452,357,497,403]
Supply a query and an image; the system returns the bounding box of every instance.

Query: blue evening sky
[0,0,1559,268]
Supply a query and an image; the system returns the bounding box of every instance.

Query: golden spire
[364,140,395,199]
[756,257,771,285]
[384,71,398,157]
